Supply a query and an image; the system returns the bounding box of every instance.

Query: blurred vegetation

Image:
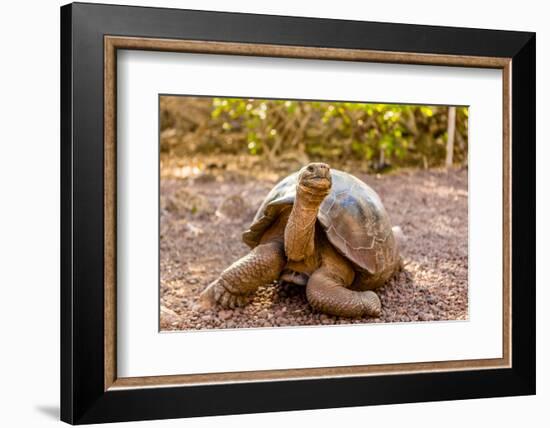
[160,96,468,171]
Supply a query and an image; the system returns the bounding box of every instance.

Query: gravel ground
[160,163,468,331]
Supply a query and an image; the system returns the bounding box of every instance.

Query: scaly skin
[196,240,285,310]
[306,239,382,317]
[284,183,329,262]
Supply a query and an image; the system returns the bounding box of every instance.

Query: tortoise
[197,162,402,318]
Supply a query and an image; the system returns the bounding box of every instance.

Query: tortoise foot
[360,291,382,317]
[213,282,250,309]
[193,284,217,312]
[194,279,250,311]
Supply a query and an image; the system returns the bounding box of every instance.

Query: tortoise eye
[307,165,314,172]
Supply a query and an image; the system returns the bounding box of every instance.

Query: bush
[160,96,468,170]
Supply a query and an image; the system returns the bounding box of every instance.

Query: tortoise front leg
[196,240,285,310]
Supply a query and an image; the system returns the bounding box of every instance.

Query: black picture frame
[61,2,535,424]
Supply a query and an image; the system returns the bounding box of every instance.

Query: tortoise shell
[242,169,398,275]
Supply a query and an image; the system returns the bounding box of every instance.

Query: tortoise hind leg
[351,271,387,291]
[196,240,285,310]
[306,268,382,318]
[306,241,381,318]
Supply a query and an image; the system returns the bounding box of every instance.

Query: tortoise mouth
[301,176,332,191]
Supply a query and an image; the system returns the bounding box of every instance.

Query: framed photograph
[60,2,535,424]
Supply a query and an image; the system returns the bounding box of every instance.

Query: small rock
[258,309,269,319]
[185,222,204,237]
[426,295,437,305]
[216,194,249,220]
[218,310,233,320]
[418,312,434,321]
[161,306,178,317]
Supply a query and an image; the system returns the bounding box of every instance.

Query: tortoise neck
[284,187,326,262]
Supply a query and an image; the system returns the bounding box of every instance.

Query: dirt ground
[160,159,468,331]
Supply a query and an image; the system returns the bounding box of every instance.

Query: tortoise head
[297,162,332,196]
